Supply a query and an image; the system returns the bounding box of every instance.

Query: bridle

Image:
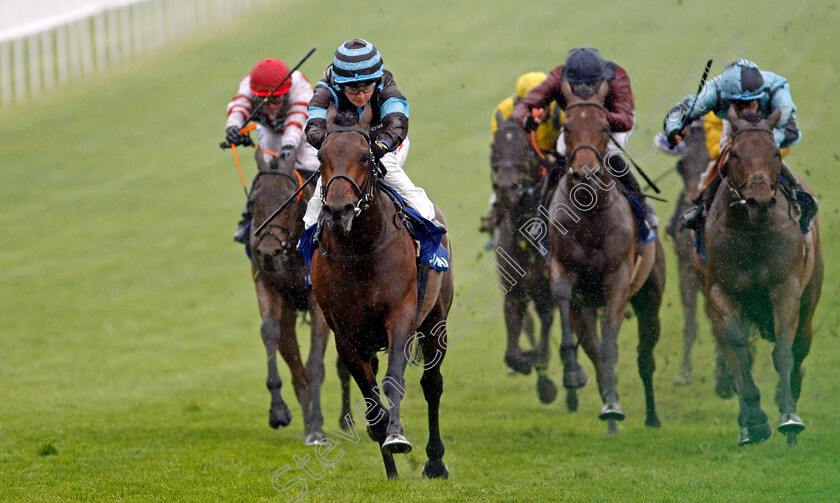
[722,126,779,205]
[564,102,608,168]
[492,123,541,207]
[321,126,378,216]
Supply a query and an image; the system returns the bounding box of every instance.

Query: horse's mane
[334,110,361,127]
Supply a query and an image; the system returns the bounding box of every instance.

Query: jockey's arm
[513,69,561,128]
[765,73,801,149]
[281,72,312,149]
[663,79,721,137]
[605,65,634,132]
[225,75,253,131]
[304,81,335,149]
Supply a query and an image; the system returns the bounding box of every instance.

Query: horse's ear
[727,106,739,128]
[326,102,338,130]
[763,108,782,129]
[560,79,575,103]
[495,110,505,127]
[359,103,373,130]
[594,79,609,103]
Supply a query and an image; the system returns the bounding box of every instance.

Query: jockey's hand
[278,144,295,160]
[226,126,251,146]
[524,108,545,132]
[666,129,684,148]
[371,140,390,159]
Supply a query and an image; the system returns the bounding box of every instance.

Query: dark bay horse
[547,81,665,433]
[701,108,822,446]
[491,112,558,404]
[249,152,350,446]
[311,105,454,479]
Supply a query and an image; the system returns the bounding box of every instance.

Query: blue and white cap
[719,60,765,101]
[332,39,384,84]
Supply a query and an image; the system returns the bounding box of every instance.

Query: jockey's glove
[279,144,295,160]
[371,140,390,159]
[226,126,252,146]
[666,128,683,148]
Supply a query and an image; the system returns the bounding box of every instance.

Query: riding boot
[665,193,685,238]
[233,204,251,244]
[679,173,721,232]
[779,161,818,233]
[540,157,567,208]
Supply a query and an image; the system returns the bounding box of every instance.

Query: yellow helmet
[515,72,547,98]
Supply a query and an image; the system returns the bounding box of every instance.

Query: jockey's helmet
[515,72,547,98]
[562,47,606,84]
[249,59,292,96]
[719,60,765,102]
[332,39,384,85]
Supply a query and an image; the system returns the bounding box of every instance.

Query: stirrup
[679,205,705,232]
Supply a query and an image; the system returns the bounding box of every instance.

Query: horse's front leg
[380,305,416,455]
[503,293,533,375]
[303,297,329,445]
[550,261,587,389]
[770,278,806,439]
[598,267,632,426]
[255,276,294,430]
[534,298,558,404]
[708,283,772,445]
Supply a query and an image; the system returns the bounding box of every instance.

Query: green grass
[2,0,840,501]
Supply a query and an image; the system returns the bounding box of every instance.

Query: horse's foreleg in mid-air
[275,300,314,441]
[256,280,293,430]
[551,269,587,390]
[598,274,630,425]
[631,285,663,428]
[380,308,416,456]
[503,294,533,375]
[771,278,807,437]
[534,301,558,405]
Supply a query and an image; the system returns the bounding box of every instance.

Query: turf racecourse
[2,0,839,501]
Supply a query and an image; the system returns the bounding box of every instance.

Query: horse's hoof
[504,354,533,375]
[645,415,661,428]
[563,366,588,389]
[599,403,625,422]
[305,431,327,446]
[339,414,353,431]
[737,420,774,446]
[269,404,292,429]
[422,460,449,479]
[565,390,579,412]
[537,375,558,404]
[382,434,412,455]
[674,372,692,385]
[779,413,805,435]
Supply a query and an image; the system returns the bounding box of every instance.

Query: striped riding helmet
[719,60,765,102]
[332,39,384,85]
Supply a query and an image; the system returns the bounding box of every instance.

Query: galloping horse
[547,80,665,433]
[491,112,558,404]
[311,105,454,479]
[249,152,350,446]
[701,108,822,445]
[669,122,714,386]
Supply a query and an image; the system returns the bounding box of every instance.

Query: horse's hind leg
[417,314,449,479]
[570,305,602,413]
[336,356,352,430]
[675,258,700,385]
[534,299,557,404]
[303,299,329,445]
[503,294,534,375]
[631,282,663,428]
[772,280,808,438]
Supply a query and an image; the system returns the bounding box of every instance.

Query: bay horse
[311,105,454,479]
[491,112,558,404]
[547,80,665,433]
[249,152,350,446]
[700,108,822,446]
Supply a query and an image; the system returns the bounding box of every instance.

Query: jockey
[663,59,816,233]
[513,46,659,232]
[480,71,564,236]
[303,39,442,231]
[225,58,319,243]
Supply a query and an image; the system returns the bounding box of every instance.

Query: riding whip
[253,169,321,237]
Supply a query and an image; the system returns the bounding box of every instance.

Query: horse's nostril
[769,197,777,207]
[492,183,499,191]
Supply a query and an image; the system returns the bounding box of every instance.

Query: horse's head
[250,154,304,270]
[723,107,782,214]
[491,112,540,207]
[677,122,711,205]
[318,104,376,234]
[561,79,610,185]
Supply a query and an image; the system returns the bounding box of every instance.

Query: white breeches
[303,138,437,227]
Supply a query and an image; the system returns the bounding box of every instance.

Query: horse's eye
[361,153,372,163]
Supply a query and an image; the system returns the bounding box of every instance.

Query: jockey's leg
[779,161,818,233]
[380,139,443,229]
[295,142,320,173]
[303,177,324,229]
[234,202,251,243]
[679,169,723,233]
[605,153,659,229]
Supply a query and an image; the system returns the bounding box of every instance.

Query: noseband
[723,127,779,205]
[321,126,377,216]
[564,102,608,167]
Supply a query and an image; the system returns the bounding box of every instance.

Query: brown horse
[700,108,822,446]
[311,105,454,479]
[249,152,350,446]
[490,112,558,404]
[546,80,665,433]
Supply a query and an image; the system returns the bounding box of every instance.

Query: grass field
[2,0,840,501]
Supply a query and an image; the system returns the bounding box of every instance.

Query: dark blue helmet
[562,47,606,84]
